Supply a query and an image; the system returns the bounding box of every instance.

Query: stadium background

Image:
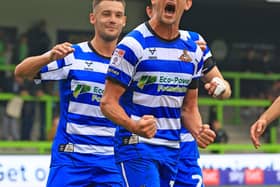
[0,0,280,186]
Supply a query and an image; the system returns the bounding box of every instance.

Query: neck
[90,37,117,57]
[148,19,179,40]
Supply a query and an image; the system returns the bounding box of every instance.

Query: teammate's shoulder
[180,29,203,41]
[71,41,93,53]
[125,22,147,38]
[179,31,196,47]
[119,22,150,49]
[71,41,85,50]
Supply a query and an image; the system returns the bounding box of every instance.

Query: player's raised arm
[14,42,74,79]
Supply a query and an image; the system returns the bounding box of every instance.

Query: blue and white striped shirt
[38,41,117,167]
[107,22,204,163]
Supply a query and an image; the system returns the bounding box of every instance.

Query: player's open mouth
[165,3,176,14]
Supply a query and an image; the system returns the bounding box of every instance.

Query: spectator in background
[26,19,52,140]
[12,33,29,64]
[240,48,273,99]
[2,76,23,140]
[208,106,228,154]
[240,48,259,98]
[260,50,274,74]
[0,31,7,136]
[211,120,228,144]
[26,19,51,56]
[19,78,36,140]
[241,48,258,72]
[0,30,7,92]
[0,30,19,141]
[8,30,35,141]
[0,30,6,66]
[209,106,228,144]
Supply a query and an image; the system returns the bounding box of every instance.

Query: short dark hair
[92,0,126,11]
[146,0,152,7]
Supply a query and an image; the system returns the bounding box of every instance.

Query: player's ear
[146,6,152,18]
[89,12,96,25]
[184,0,192,11]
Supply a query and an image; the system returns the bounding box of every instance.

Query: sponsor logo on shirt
[84,61,94,71]
[137,75,190,93]
[107,67,120,75]
[73,84,103,101]
[137,75,157,89]
[59,144,74,152]
[122,134,139,145]
[148,48,157,59]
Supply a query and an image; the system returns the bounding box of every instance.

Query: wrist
[127,119,137,134]
[49,52,55,62]
[258,118,268,126]
[43,51,55,62]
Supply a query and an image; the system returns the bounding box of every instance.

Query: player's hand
[204,77,226,98]
[48,42,74,61]
[133,115,157,138]
[196,124,216,148]
[196,40,207,52]
[250,119,267,149]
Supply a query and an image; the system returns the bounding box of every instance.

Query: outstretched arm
[14,42,74,79]
[250,96,280,149]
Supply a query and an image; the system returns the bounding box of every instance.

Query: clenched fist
[133,115,157,139]
[196,124,216,148]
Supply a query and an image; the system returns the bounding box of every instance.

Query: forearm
[181,105,203,137]
[181,89,202,135]
[102,103,136,132]
[15,53,51,79]
[258,96,280,125]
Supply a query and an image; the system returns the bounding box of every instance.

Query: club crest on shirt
[179,50,192,62]
[112,48,125,66]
